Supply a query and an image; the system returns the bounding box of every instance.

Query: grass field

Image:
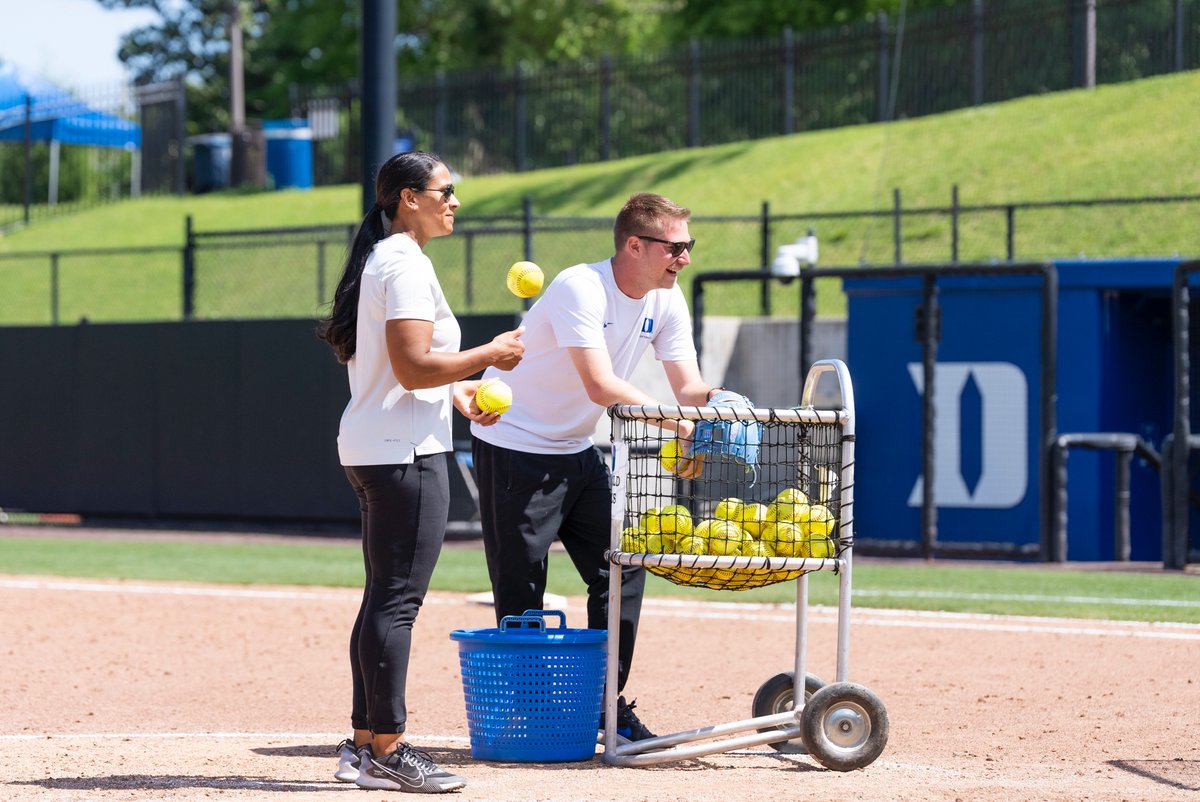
[1,72,1198,323]
[1,533,1196,624]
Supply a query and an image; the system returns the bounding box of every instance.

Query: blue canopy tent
[0,64,141,204]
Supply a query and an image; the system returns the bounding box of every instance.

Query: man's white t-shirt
[338,234,461,466]
[471,259,695,454]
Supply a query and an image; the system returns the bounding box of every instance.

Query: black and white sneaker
[334,739,369,783]
[355,742,467,794]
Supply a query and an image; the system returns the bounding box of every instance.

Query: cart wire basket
[612,386,849,591]
[450,609,606,762]
[602,359,889,771]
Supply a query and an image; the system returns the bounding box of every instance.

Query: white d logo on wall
[906,362,1028,509]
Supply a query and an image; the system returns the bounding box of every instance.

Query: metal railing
[1052,433,1162,561]
[1165,259,1200,569]
[2,192,1199,326]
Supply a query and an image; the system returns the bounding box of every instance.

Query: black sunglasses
[637,234,696,258]
[412,184,456,202]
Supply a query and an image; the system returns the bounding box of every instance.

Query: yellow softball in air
[474,379,513,415]
[506,260,544,298]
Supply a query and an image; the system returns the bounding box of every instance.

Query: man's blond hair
[613,193,691,252]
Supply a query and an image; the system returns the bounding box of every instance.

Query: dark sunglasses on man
[637,234,696,258]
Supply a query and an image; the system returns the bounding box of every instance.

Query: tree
[99,0,357,132]
[97,0,963,134]
[660,0,962,39]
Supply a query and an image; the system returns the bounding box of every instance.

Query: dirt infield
[2,573,1199,801]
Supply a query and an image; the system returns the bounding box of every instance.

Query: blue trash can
[450,610,606,762]
[263,119,313,190]
[188,133,231,193]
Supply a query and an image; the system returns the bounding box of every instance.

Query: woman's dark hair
[317,150,444,363]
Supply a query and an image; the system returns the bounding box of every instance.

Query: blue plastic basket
[449,609,606,762]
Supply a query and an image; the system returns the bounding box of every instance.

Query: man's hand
[670,419,705,479]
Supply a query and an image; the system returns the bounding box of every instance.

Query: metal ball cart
[603,359,889,770]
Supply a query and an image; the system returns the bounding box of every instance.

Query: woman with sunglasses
[469,192,724,743]
[319,150,524,793]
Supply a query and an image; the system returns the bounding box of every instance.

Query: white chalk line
[856,588,1200,608]
[3,577,1199,641]
[0,731,468,743]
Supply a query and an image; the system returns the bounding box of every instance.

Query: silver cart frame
[602,359,888,771]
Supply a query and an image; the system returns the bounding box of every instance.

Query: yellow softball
[474,379,513,415]
[506,260,544,298]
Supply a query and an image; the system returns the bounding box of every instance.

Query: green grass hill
[1,72,1196,323]
[2,71,1196,253]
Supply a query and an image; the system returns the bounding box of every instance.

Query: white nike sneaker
[355,742,467,794]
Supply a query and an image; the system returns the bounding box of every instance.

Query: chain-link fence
[2,192,1197,326]
[292,0,1200,182]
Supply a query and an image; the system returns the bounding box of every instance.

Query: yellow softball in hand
[474,379,513,415]
[506,260,544,298]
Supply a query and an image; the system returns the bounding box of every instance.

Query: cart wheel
[800,682,888,771]
[752,671,825,754]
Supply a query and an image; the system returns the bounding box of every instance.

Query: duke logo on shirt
[641,317,654,335]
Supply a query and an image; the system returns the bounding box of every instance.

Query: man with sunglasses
[470,192,724,742]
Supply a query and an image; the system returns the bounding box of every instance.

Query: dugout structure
[603,359,889,771]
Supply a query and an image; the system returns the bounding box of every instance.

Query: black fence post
[782,28,795,136]
[1175,0,1185,73]
[1040,263,1060,562]
[1114,447,1132,561]
[877,13,890,122]
[972,0,985,106]
[688,39,701,148]
[23,94,32,225]
[316,241,327,310]
[800,272,816,378]
[893,187,903,264]
[1052,439,1069,560]
[691,276,706,360]
[951,184,960,263]
[600,54,612,161]
[435,70,446,155]
[515,63,527,172]
[1168,263,1192,569]
[522,195,535,310]
[522,195,534,261]
[919,275,939,559]
[183,215,196,320]
[465,232,475,310]
[174,77,187,194]
[50,253,60,325]
[1006,204,1015,261]
[760,201,771,315]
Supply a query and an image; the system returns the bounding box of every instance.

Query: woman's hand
[489,326,525,371]
[453,381,503,426]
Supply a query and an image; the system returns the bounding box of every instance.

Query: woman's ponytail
[317,152,444,363]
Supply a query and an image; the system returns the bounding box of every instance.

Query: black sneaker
[355,742,467,794]
[600,695,658,741]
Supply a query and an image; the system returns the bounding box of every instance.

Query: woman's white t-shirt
[470,259,695,454]
[337,234,461,466]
